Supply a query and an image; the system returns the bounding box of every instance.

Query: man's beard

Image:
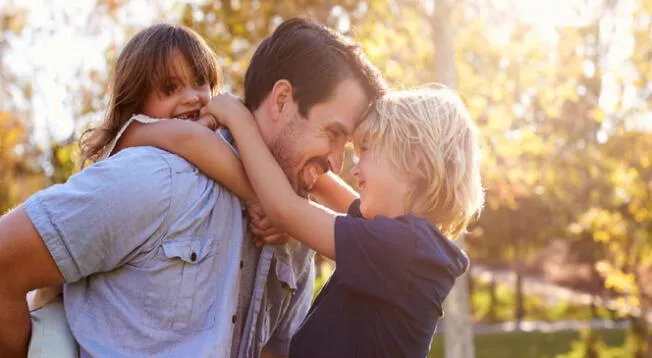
[268,122,308,198]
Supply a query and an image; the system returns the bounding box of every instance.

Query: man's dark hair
[245,17,387,117]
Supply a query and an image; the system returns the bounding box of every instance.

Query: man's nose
[327,146,345,174]
[350,163,360,177]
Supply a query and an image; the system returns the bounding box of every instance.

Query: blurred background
[1,0,651,357]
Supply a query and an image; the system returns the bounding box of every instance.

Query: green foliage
[428,329,627,358]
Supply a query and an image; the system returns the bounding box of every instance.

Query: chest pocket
[142,237,218,332]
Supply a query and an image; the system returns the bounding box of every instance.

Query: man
[0,18,385,357]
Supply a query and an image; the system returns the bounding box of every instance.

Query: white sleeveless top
[99,114,161,161]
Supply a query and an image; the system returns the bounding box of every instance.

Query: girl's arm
[204,95,339,260]
[114,119,257,205]
[310,172,358,214]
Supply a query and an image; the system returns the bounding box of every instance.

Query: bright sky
[2,0,172,145]
[1,0,647,148]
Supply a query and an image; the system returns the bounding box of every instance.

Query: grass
[470,279,615,323]
[427,329,627,358]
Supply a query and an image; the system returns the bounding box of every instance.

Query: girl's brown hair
[79,23,221,165]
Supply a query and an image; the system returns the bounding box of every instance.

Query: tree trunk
[432,1,474,357]
[442,238,475,358]
[514,257,524,326]
[488,276,497,322]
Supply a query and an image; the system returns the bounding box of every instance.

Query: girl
[122,87,485,357]
[26,23,275,357]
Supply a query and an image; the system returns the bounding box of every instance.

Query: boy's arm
[116,120,257,204]
[206,95,338,259]
[310,172,358,214]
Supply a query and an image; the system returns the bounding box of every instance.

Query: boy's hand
[199,93,252,129]
[246,202,290,247]
[254,233,292,248]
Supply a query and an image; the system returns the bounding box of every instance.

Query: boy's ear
[270,79,294,123]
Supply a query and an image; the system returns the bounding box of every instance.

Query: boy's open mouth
[174,109,200,121]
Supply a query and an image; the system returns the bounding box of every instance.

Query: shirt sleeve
[264,252,315,355]
[23,147,173,283]
[334,212,417,303]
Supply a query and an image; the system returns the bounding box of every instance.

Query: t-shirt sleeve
[23,148,173,283]
[334,211,416,303]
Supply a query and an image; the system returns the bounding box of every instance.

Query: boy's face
[267,78,369,197]
[141,49,211,121]
[352,121,411,219]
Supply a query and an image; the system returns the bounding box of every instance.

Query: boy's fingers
[251,216,274,231]
[249,223,278,238]
[260,233,291,246]
[247,204,265,220]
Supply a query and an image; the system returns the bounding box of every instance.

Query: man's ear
[270,79,294,123]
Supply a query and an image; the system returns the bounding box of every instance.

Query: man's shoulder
[106,147,195,173]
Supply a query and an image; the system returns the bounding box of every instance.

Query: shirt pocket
[142,237,218,332]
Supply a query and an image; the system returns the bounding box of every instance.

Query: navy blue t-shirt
[289,200,470,358]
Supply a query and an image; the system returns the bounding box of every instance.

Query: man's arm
[0,208,65,357]
[310,172,358,214]
[0,148,173,357]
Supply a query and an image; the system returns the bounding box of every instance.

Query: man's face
[268,78,369,197]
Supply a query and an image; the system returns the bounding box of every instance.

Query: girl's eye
[195,76,207,86]
[162,83,178,95]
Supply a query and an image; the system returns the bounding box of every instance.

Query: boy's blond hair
[354,86,484,238]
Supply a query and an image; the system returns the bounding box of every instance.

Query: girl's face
[141,49,211,120]
[351,143,411,220]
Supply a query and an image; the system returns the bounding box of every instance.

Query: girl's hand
[195,113,220,131]
[199,93,253,129]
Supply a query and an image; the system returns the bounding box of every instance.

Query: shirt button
[232,315,237,324]
[240,260,244,269]
[190,252,197,262]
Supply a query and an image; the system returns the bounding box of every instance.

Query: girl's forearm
[118,120,257,204]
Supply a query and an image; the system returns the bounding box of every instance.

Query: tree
[431,0,475,357]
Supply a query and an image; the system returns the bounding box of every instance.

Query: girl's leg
[28,294,78,358]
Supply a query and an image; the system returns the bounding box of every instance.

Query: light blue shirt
[24,145,313,357]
